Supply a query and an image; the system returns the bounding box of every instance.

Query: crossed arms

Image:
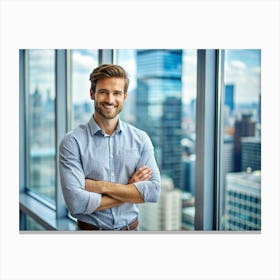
[85,165,152,211]
[59,131,161,215]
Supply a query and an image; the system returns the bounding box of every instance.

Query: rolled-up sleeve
[133,132,161,202]
[59,135,101,215]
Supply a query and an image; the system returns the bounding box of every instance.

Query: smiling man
[59,64,161,231]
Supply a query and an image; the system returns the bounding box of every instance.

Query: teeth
[103,104,114,108]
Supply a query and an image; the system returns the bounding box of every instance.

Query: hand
[128,165,152,184]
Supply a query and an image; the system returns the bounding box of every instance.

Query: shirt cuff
[84,192,102,214]
[133,181,150,202]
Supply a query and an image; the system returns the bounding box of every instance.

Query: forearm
[96,195,124,211]
[86,179,144,204]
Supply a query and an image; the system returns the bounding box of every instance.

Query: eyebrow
[98,89,124,94]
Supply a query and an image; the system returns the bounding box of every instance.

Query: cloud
[230,60,247,70]
[72,50,98,73]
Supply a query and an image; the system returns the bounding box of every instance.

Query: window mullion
[98,49,114,64]
[55,50,68,219]
[195,49,218,230]
[215,50,225,230]
[19,49,26,193]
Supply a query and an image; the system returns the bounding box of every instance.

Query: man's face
[91,77,127,120]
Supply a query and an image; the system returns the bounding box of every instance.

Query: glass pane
[220,50,261,230]
[27,50,56,203]
[116,49,197,230]
[21,213,46,231]
[70,49,98,129]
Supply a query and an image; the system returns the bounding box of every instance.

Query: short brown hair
[89,64,129,93]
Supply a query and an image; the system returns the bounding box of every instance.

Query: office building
[225,84,235,115]
[181,192,195,230]
[224,171,261,230]
[233,113,256,171]
[241,137,261,172]
[223,135,235,174]
[136,49,183,188]
[181,154,195,195]
[139,175,182,231]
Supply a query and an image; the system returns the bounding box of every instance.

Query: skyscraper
[181,154,195,195]
[223,135,235,174]
[224,171,261,230]
[241,137,261,172]
[233,113,256,171]
[161,96,182,186]
[136,49,183,188]
[225,84,235,115]
[139,175,182,230]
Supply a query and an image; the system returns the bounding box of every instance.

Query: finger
[139,165,147,170]
[139,166,152,174]
[135,168,145,176]
[138,169,152,178]
[140,170,152,179]
[142,173,152,181]
[137,165,148,172]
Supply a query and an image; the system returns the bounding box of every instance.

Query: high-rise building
[233,113,256,171]
[220,135,235,219]
[182,204,195,230]
[136,49,183,188]
[181,154,195,195]
[223,135,235,174]
[30,88,42,140]
[258,93,261,123]
[139,175,182,231]
[224,171,261,230]
[225,84,235,115]
[161,96,182,186]
[241,136,261,172]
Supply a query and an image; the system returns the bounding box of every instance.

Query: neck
[93,113,119,136]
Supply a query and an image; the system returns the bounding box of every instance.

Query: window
[19,49,261,231]
[219,50,261,230]
[26,50,56,204]
[70,49,98,129]
[116,49,197,230]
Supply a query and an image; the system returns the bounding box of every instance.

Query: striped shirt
[59,116,161,229]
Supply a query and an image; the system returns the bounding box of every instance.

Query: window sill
[19,192,76,231]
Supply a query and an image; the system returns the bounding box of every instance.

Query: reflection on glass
[117,49,197,230]
[221,50,261,230]
[25,214,45,230]
[27,50,55,202]
[70,49,98,129]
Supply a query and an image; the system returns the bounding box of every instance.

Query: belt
[77,218,139,231]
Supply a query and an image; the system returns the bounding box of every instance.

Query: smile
[102,103,115,110]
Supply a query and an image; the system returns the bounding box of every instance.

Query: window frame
[19,48,226,231]
[194,49,223,230]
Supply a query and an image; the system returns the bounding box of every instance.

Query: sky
[224,49,261,104]
[29,49,261,105]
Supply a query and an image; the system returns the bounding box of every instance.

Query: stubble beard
[94,102,123,120]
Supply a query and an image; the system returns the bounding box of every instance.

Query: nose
[105,93,115,104]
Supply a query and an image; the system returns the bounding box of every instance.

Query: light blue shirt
[59,116,161,229]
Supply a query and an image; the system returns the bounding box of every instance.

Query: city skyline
[28,49,261,107]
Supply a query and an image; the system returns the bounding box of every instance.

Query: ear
[124,92,128,100]
[90,89,95,100]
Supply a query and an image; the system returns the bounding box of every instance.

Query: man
[59,64,161,231]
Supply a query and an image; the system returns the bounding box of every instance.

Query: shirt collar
[88,116,123,136]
